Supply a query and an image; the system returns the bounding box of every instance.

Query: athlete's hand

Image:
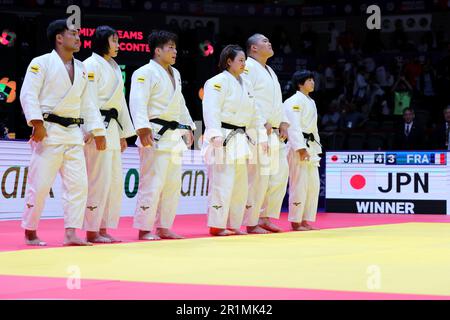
[298,148,310,161]
[137,128,153,147]
[94,135,107,151]
[30,120,47,142]
[120,138,128,153]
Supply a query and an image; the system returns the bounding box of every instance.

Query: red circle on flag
[331,155,338,162]
[350,174,366,190]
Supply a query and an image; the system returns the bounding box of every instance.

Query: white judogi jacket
[20,50,105,145]
[202,70,267,161]
[242,57,289,150]
[130,59,195,152]
[284,91,322,165]
[84,53,135,150]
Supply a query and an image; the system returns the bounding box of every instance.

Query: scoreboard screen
[326,151,449,215]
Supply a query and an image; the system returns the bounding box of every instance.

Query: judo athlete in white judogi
[130,30,195,240]
[20,19,106,246]
[202,45,268,236]
[242,34,290,234]
[83,26,135,243]
[283,70,321,231]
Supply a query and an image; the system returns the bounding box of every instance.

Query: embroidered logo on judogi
[245,205,252,210]
[88,72,95,81]
[213,84,221,91]
[30,65,40,74]
[26,203,34,209]
[82,72,86,79]
[212,205,222,210]
[292,105,301,112]
[140,205,150,211]
[293,202,301,206]
[137,77,145,83]
[87,206,97,211]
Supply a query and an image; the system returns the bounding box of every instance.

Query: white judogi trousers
[287,149,320,223]
[83,141,123,231]
[207,157,248,230]
[243,135,289,227]
[133,147,181,231]
[22,142,88,230]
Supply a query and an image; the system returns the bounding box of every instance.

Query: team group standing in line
[19,19,322,246]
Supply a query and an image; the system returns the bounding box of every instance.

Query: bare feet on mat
[99,229,122,243]
[64,228,92,246]
[25,230,47,246]
[291,221,319,231]
[138,231,161,241]
[86,231,112,244]
[156,228,184,239]
[209,228,235,236]
[246,225,271,234]
[259,218,283,233]
[302,221,319,230]
[63,237,93,246]
[228,229,248,235]
[291,222,310,231]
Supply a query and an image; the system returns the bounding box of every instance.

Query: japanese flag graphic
[340,170,377,195]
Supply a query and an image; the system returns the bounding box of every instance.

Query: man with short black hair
[394,108,424,150]
[20,19,106,246]
[432,106,450,150]
[130,30,195,240]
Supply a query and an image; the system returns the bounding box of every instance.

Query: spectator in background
[376,64,394,91]
[392,75,413,116]
[431,106,450,150]
[365,75,385,117]
[321,101,340,132]
[404,56,423,89]
[338,26,355,55]
[339,102,365,131]
[353,66,369,104]
[299,23,317,56]
[327,22,339,53]
[394,108,424,150]
[417,57,438,120]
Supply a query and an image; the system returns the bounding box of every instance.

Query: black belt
[150,118,192,141]
[303,132,322,148]
[101,108,123,130]
[43,113,83,127]
[221,122,254,147]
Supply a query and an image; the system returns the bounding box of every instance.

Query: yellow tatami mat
[1,223,450,296]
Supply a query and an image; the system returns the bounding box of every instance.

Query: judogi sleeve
[248,82,268,144]
[118,101,136,139]
[284,97,306,151]
[130,70,152,133]
[202,79,225,142]
[81,63,106,136]
[180,94,196,131]
[20,59,46,126]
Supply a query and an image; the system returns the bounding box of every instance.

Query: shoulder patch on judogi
[292,105,301,112]
[137,76,145,83]
[29,65,40,74]
[213,83,222,91]
[88,72,95,81]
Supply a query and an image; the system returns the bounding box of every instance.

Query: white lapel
[51,50,72,88]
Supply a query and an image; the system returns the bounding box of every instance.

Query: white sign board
[0,141,208,221]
